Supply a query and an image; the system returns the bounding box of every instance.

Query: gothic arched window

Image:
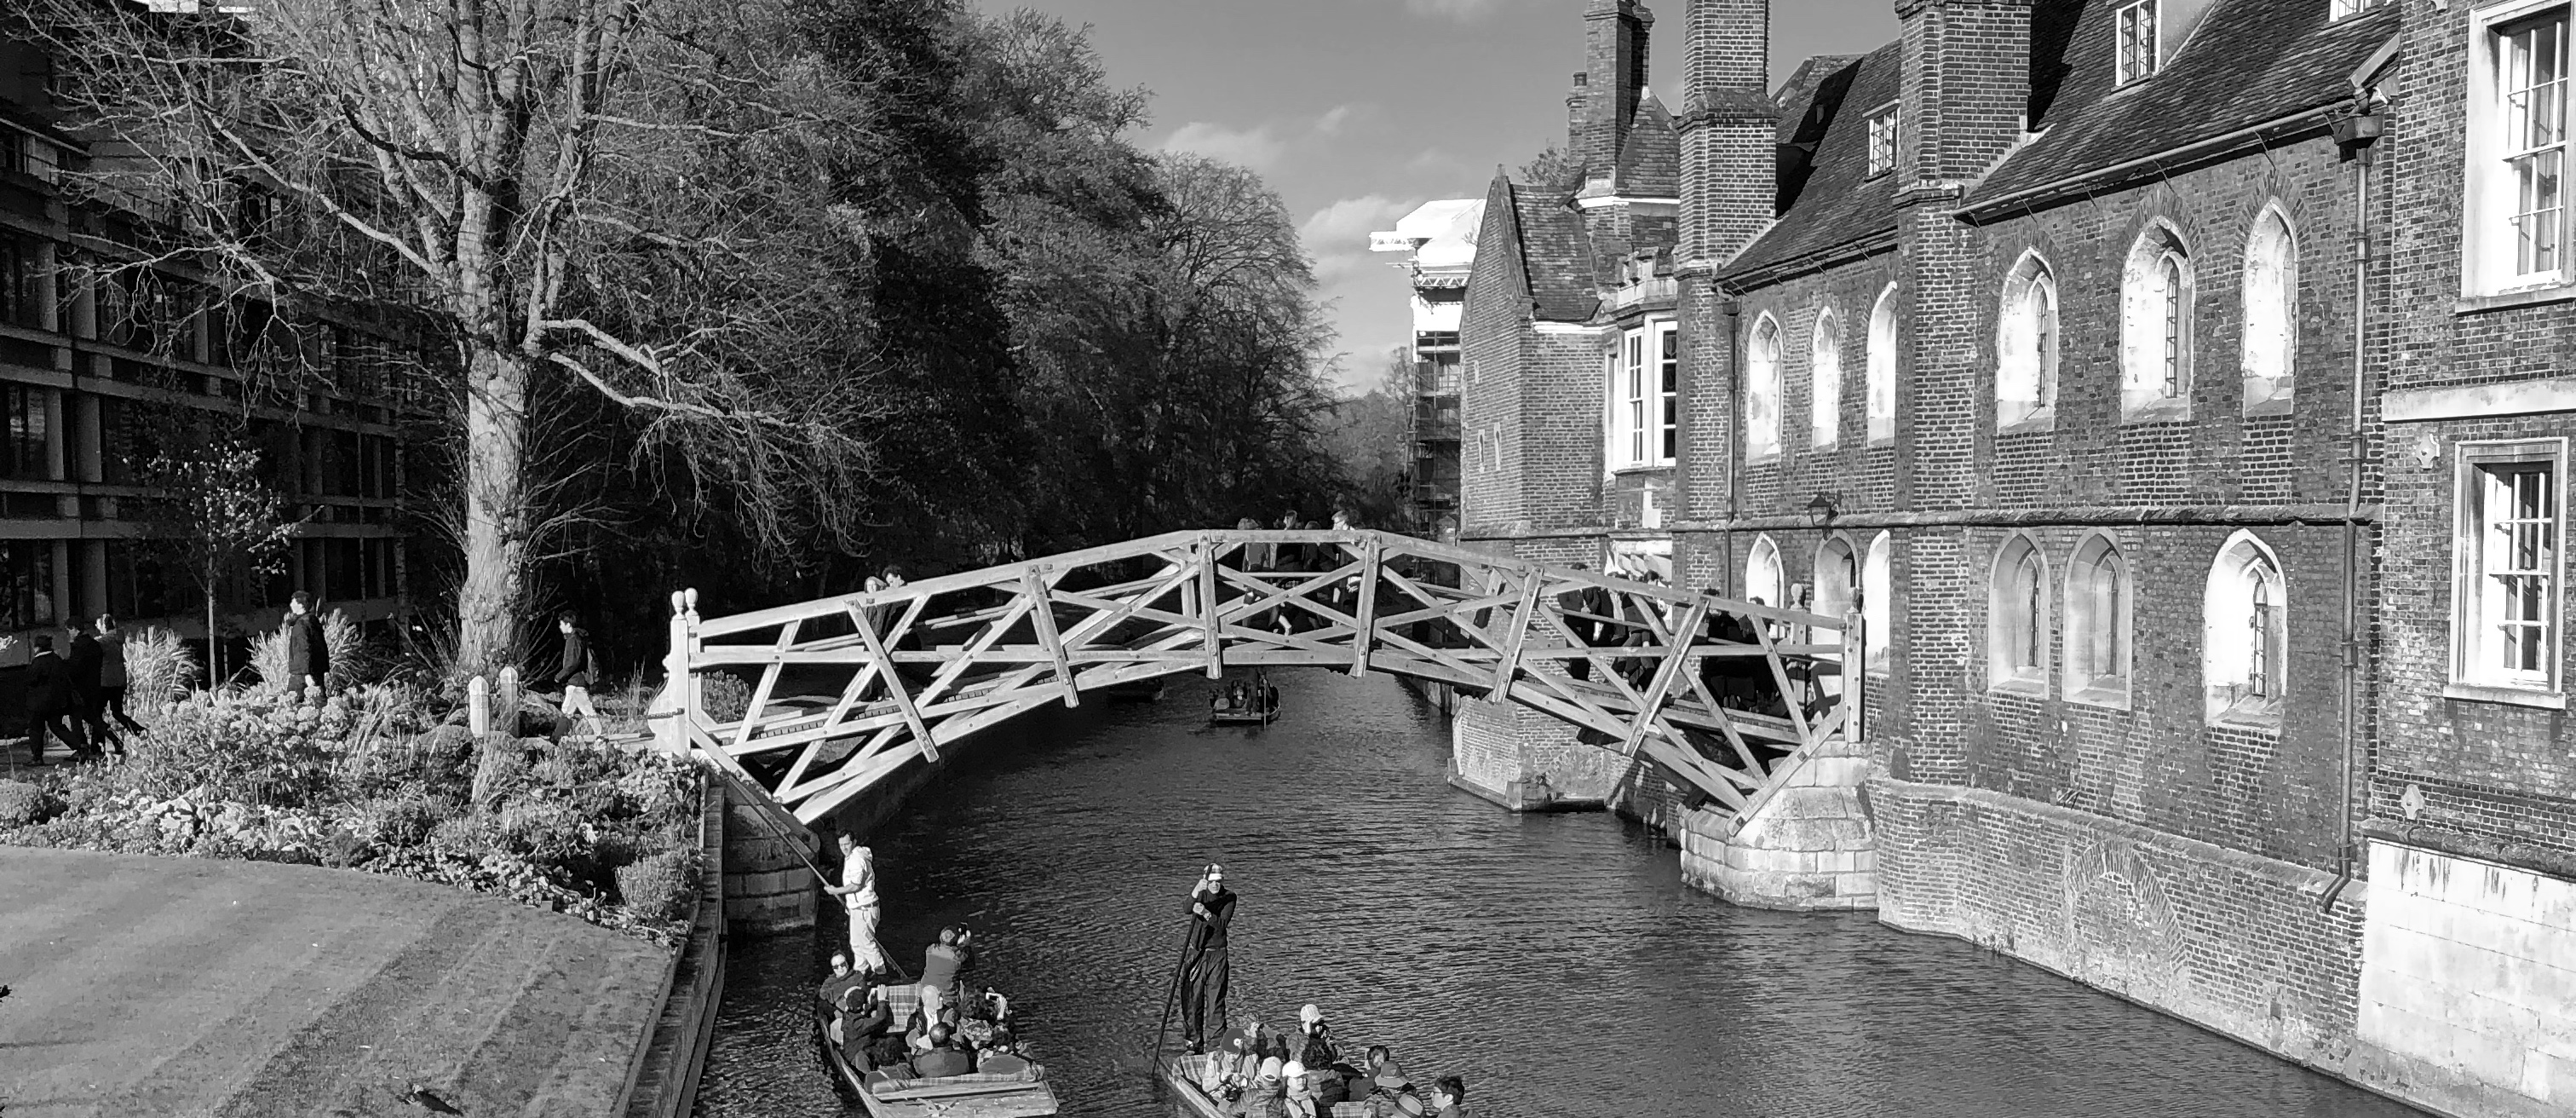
[2243,206,2298,416]
[1998,253,2058,429]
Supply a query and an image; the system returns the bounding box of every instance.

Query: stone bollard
[469,675,490,736]
[497,667,521,736]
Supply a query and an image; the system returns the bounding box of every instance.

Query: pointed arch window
[1998,254,2058,430]
[1746,315,1782,462]
[1812,308,1843,448]
[1867,285,1898,445]
[1862,532,1892,671]
[2066,533,2135,705]
[1990,534,2050,694]
[1814,538,1857,701]
[2121,223,2194,422]
[2206,532,2287,726]
[2243,206,2298,416]
[1745,534,1785,610]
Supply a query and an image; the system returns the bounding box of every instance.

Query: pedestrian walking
[550,612,606,740]
[1179,862,1237,1054]
[22,634,90,764]
[63,622,117,756]
[821,833,890,978]
[93,615,145,736]
[281,591,329,700]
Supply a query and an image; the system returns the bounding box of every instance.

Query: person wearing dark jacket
[282,591,329,699]
[63,623,116,752]
[22,635,89,764]
[551,612,604,739]
[910,1025,974,1077]
[93,615,144,736]
[1179,864,1237,1054]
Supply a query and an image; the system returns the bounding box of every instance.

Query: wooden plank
[1199,539,1224,680]
[1348,537,1383,677]
[1620,600,1707,757]
[1022,568,1080,708]
[848,602,940,763]
[729,618,802,752]
[1488,570,1545,696]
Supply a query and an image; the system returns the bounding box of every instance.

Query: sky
[969,0,1900,394]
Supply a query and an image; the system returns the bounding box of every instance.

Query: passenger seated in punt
[1228,1056,1287,1117]
[1429,1075,1469,1118]
[905,983,962,1052]
[831,985,894,1069]
[817,951,868,1013]
[911,1023,975,1078]
[975,1028,1032,1075]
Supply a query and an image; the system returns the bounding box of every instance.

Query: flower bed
[0,683,703,949]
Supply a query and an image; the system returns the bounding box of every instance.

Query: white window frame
[2120,222,2194,423]
[2331,0,2386,19]
[1989,533,2051,696]
[2064,531,2135,707]
[1866,108,1899,179]
[2115,0,2161,86]
[1811,307,1843,449]
[1998,251,2059,432]
[2242,204,2299,417]
[1866,285,1898,445]
[2466,0,2575,297]
[1609,318,1678,471]
[2450,438,2568,705]
[1745,314,1783,463]
[1745,534,1785,610]
[2205,530,2288,728]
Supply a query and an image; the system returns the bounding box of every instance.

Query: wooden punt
[1159,1057,1230,1118]
[821,1024,1061,1117]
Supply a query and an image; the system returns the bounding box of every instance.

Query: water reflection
[693,671,2419,1118]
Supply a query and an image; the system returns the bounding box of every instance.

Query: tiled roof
[1618,90,1681,199]
[1966,0,2398,210]
[1719,43,1900,283]
[1510,181,1601,323]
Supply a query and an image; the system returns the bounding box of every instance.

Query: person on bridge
[1179,862,1237,1054]
[822,835,888,977]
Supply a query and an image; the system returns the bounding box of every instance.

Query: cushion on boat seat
[1328,1104,1372,1118]
[874,983,923,1023]
[866,1064,1048,1094]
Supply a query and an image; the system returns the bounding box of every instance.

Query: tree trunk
[455,343,531,680]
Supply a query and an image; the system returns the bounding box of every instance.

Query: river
[692,669,2424,1118]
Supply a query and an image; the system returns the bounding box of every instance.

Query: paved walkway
[0,847,671,1117]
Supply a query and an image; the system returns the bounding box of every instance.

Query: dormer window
[2116,1,2159,85]
[1866,109,1898,178]
[2330,0,2385,18]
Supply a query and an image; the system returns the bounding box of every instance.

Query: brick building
[1464,0,2575,1112]
[0,33,420,668]
[1454,0,1686,810]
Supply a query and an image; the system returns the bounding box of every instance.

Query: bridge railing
[653,530,1864,829]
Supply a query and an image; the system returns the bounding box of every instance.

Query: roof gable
[1719,43,1902,285]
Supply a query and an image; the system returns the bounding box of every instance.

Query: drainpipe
[2322,89,2382,913]
[1723,297,1743,594]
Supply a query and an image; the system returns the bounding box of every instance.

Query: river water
[693,670,2424,1118]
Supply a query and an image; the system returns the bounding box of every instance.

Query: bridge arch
[652,530,1853,833]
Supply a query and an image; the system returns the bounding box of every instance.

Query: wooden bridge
[653,530,1857,834]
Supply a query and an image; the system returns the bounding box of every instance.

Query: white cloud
[1300,193,1420,283]
[1159,121,1289,171]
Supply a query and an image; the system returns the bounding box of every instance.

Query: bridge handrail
[693,529,1846,640]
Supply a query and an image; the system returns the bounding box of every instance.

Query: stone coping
[2361,818,2576,883]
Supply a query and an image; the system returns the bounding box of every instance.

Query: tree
[26,0,885,676]
[1320,351,1413,531]
[1518,145,1584,193]
[135,439,296,685]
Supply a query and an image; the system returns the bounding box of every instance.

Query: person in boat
[1201,1034,1255,1100]
[975,984,1011,1024]
[822,837,888,978]
[911,1023,974,1077]
[905,983,958,1052]
[1231,1056,1288,1118]
[1293,1003,1337,1069]
[1360,1069,1426,1118]
[817,951,868,1012]
[975,1027,1032,1075]
[1430,1076,1469,1118]
[1178,863,1236,1054]
[835,984,893,1070]
[920,926,970,998]
[1282,1060,1319,1118]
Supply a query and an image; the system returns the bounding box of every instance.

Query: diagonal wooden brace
[1022,567,1080,708]
[1622,600,1708,757]
[1489,568,1545,699]
[1348,537,1383,677]
[848,601,939,762]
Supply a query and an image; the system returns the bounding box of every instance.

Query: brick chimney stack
[1567,72,1589,166]
[1676,0,1773,271]
[1895,0,2033,190]
[1580,0,1655,194]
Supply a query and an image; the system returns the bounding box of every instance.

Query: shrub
[616,849,701,924]
[469,734,532,810]
[0,781,60,827]
[126,689,354,808]
[366,791,451,848]
[121,626,199,713]
[699,672,750,724]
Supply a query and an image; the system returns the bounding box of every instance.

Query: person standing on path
[551,612,605,740]
[64,621,114,754]
[92,615,145,737]
[281,591,329,700]
[822,833,888,977]
[1179,862,1237,1055]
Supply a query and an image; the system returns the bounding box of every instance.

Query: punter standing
[1179,863,1237,1054]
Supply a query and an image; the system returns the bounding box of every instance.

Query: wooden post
[683,589,704,718]
[1348,536,1383,677]
[1024,567,1080,707]
[468,674,490,737]
[1200,537,1224,680]
[658,590,691,754]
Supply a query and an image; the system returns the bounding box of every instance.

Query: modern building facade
[0,32,418,667]
[1371,199,1483,541]
[1460,0,2576,1113]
